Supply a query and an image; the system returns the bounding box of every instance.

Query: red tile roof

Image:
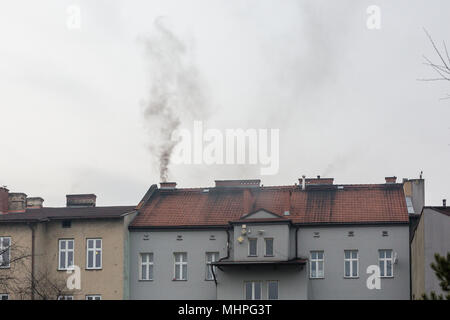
[130,183,409,228]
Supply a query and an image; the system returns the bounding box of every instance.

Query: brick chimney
[8,192,27,212]
[385,176,397,183]
[299,176,334,186]
[160,182,177,190]
[215,180,261,188]
[66,194,96,207]
[243,189,255,214]
[0,187,9,214]
[26,197,44,209]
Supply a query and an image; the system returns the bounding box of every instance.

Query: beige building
[0,188,136,300]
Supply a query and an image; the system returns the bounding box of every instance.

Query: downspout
[214,226,232,286]
[28,223,35,300]
[295,225,299,259]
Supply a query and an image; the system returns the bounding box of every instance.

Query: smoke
[141,17,208,182]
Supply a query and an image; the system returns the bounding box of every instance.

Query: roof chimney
[443,199,447,208]
[66,194,96,207]
[215,180,261,188]
[299,176,334,186]
[160,182,177,190]
[301,175,306,190]
[385,176,397,183]
[8,192,27,212]
[0,187,9,214]
[26,197,44,209]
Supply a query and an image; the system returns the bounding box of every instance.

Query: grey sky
[0,0,449,207]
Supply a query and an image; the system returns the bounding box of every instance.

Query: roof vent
[283,210,290,216]
[160,182,177,190]
[385,176,397,183]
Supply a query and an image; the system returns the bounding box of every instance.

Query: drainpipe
[28,223,36,300]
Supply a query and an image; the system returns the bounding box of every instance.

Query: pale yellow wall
[411,214,425,299]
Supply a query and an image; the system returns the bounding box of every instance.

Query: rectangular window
[0,294,8,300]
[86,295,101,300]
[0,237,11,268]
[267,281,278,300]
[57,296,73,300]
[140,253,154,281]
[58,239,74,270]
[174,252,187,280]
[264,238,274,256]
[86,239,102,270]
[344,250,359,278]
[248,238,257,257]
[310,251,324,278]
[205,252,219,281]
[244,281,262,300]
[379,249,393,277]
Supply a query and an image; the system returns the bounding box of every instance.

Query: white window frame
[248,238,257,257]
[205,252,219,281]
[244,281,262,300]
[139,253,154,281]
[58,239,74,271]
[344,250,359,278]
[86,238,102,270]
[0,294,9,300]
[309,251,324,279]
[173,252,187,281]
[264,238,274,257]
[57,295,74,300]
[0,237,11,269]
[86,295,101,300]
[379,249,394,278]
[267,280,279,300]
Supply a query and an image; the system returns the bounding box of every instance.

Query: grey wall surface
[129,229,228,300]
[297,225,410,300]
[216,266,308,300]
[423,209,450,296]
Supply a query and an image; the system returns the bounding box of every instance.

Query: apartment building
[129,177,411,300]
[411,202,450,299]
[0,188,136,300]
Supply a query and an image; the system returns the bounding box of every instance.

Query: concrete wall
[411,213,425,299]
[129,229,228,299]
[422,209,450,296]
[297,225,410,300]
[216,266,308,300]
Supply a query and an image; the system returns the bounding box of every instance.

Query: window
[57,296,73,300]
[58,239,74,270]
[86,295,101,300]
[244,281,262,300]
[140,253,154,281]
[0,294,8,300]
[62,220,71,228]
[248,238,257,257]
[310,251,324,278]
[205,252,219,281]
[0,237,11,268]
[86,239,102,269]
[267,281,278,300]
[344,250,359,278]
[174,252,187,280]
[379,249,393,277]
[264,238,274,257]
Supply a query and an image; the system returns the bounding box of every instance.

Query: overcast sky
[1,0,449,207]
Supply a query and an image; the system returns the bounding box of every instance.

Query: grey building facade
[129,178,411,300]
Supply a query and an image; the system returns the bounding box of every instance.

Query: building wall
[297,224,410,300]
[411,212,425,299]
[129,229,228,299]
[423,209,450,296]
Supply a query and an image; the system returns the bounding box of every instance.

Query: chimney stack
[0,187,9,214]
[160,182,177,189]
[215,180,261,188]
[66,194,96,207]
[385,176,397,183]
[443,199,447,208]
[299,176,334,188]
[301,175,306,190]
[8,193,27,212]
[26,197,44,209]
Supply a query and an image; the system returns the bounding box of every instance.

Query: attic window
[177,235,183,241]
[313,232,320,238]
[382,231,389,237]
[348,231,354,237]
[62,220,71,228]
